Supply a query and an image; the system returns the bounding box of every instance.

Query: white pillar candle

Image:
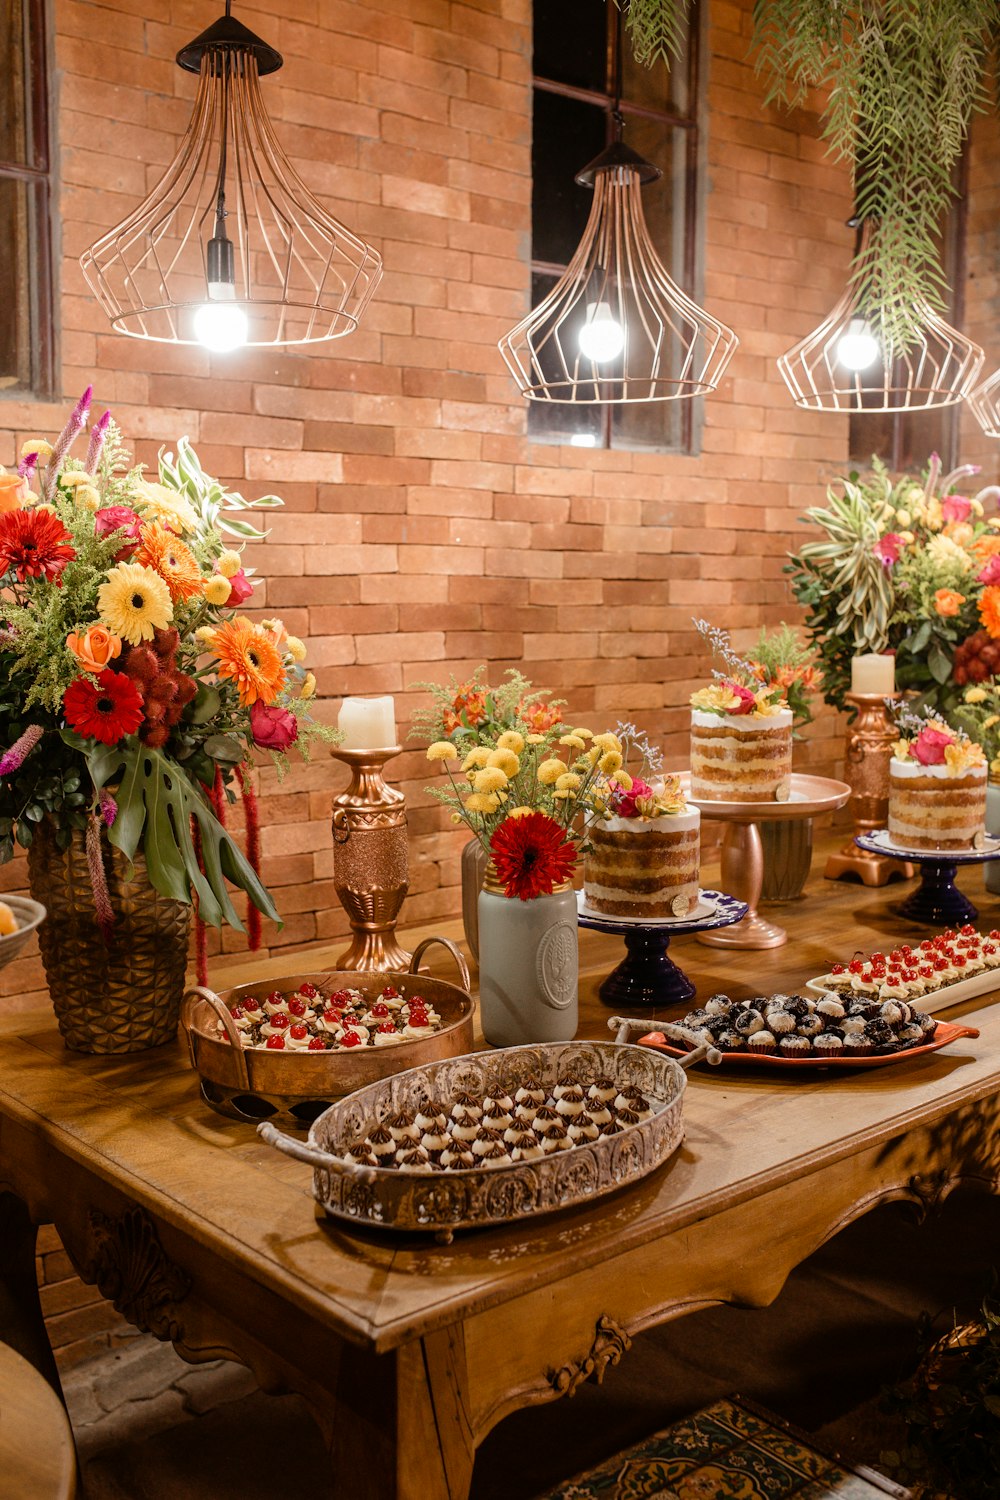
[337,696,397,751]
[851,654,895,696]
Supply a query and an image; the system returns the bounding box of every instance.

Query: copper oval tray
[636,1020,979,1069]
[181,937,475,1126]
[259,1040,693,1243]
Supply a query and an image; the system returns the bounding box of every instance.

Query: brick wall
[3,0,997,1373]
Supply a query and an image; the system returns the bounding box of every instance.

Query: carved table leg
[326,1325,475,1500]
[0,1191,66,1400]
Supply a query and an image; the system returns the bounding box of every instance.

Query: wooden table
[2,843,1000,1499]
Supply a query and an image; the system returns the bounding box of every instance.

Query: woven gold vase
[27,820,191,1054]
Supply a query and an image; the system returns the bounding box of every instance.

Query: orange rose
[66,624,123,674]
[934,589,965,618]
[944,521,974,548]
[0,474,28,513]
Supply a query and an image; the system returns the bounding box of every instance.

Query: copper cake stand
[686,773,851,950]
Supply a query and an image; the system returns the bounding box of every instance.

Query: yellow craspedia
[965,687,989,704]
[194,626,217,647]
[60,470,95,490]
[286,635,306,663]
[487,747,520,777]
[573,727,594,740]
[552,789,572,800]
[473,766,508,794]
[558,734,586,751]
[985,714,1000,730]
[427,740,459,762]
[465,791,501,814]
[599,751,623,774]
[610,770,634,792]
[299,671,316,701]
[507,806,533,818]
[461,747,492,772]
[204,574,232,606]
[555,772,582,791]
[21,439,53,464]
[77,485,101,511]
[496,730,525,754]
[526,733,546,744]
[537,758,566,785]
[217,549,242,578]
[592,732,621,753]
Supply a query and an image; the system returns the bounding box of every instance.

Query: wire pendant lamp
[968,368,1000,438]
[777,222,983,413]
[80,3,382,351]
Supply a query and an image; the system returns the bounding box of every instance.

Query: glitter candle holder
[824,692,916,887]
[330,747,412,972]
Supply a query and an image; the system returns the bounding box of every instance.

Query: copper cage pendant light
[968,367,1000,438]
[80,2,382,350]
[777,221,983,413]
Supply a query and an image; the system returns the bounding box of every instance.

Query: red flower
[226,567,254,604]
[873,532,905,568]
[94,505,143,559]
[250,700,299,750]
[724,680,757,715]
[490,811,577,901]
[63,669,144,745]
[0,508,76,584]
[612,776,654,818]
[911,725,955,767]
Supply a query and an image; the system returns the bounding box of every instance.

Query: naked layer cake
[584,771,701,919]
[689,706,793,803]
[888,719,986,851]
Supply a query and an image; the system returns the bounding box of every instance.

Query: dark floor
[67,1189,999,1499]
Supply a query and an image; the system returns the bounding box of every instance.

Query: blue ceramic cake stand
[855,830,1000,926]
[576,889,749,1009]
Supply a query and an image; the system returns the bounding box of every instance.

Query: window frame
[0,0,55,397]
[529,0,704,454]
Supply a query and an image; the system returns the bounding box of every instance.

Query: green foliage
[752,0,1000,351]
[409,667,565,747]
[158,438,281,544]
[618,0,690,70]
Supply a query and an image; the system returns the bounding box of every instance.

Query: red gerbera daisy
[63,669,144,745]
[0,508,76,584]
[490,811,577,901]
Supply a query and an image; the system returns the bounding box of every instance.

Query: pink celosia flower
[98,787,118,828]
[874,533,905,568]
[44,386,92,501]
[0,724,44,776]
[85,409,111,475]
[942,495,972,525]
[912,726,955,766]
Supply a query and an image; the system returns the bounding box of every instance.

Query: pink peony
[94,506,143,559]
[942,495,972,525]
[725,680,757,715]
[613,776,654,818]
[911,726,955,766]
[250,701,298,751]
[978,556,1000,587]
[226,568,254,604]
[873,533,905,568]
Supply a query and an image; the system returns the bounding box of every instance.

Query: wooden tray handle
[257,1122,375,1181]
[608,1015,721,1068]
[409,935,472,995]
[181,985,251,1090]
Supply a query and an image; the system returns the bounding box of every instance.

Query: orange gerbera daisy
[210,617,285,705]
[135,522,204,602]
[979,585,1000,639]
[972,535,1000,564]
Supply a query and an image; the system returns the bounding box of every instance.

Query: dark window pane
[621,19,692,117]
[532,91,607,268]
[0,0,27,165]
[534,0,607,92]
[0,176,35,389]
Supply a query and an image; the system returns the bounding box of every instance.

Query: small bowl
[0,896,47,970]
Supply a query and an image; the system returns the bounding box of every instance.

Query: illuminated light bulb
[836,317,880,372]
[579,301,625,363]
[194,299,248,352]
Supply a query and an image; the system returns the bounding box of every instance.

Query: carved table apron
[1,885,1000,1499]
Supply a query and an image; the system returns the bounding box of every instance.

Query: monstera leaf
[65,734,280,931]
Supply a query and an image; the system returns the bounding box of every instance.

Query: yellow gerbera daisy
[496,730,525,754]
[427,741,459,762]
[461,747,492,772]
[132,479,198,534]
[97,562,173,645]
[473,767,508,794]
[555,772,581,791]
[487,747,520,777]
[465,791,501,814]
[599,751,623,774]
[537,758,566,785]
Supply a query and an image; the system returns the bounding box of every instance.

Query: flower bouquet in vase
[0,390,332,1052]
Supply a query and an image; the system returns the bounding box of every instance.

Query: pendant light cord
[612,1,624,143]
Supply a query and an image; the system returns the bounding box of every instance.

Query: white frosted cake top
[691,707,793,731]
[598,809,700,835]
[890,756,987,782]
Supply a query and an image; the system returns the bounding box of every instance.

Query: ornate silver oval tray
[259,1040,692,1242]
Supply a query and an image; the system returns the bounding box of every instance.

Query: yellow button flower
[609,770,634,792]
[299,672,316,700]
[204,575,232,606]
[461,747,492,772]
[465,791,501,814]
[496,730,525,754]
[572,727,594,740]
[537,758,567,785]
[60,470,95,489]
[217,549,242,578]
[965,687,988,704]
[558,734,586,751]
[526,733,546,744]
[285,635,306,662]
[21,439,53,464]
[473,767,508,794]
[598,751,623,774]
[487,747,520,777]
[426,741,459,762]
[76,486,101,511]
[507,806,533,818]
[592,733,621,753]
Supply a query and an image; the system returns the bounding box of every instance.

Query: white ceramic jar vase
[477,869,579,1047]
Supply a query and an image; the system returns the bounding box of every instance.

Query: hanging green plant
[617,0,691,70]
[751,0,1000,352]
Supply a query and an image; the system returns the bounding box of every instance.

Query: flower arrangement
[787,454,1000,713]
[0,388,332,939]
[891,706,986,777]
[690,619,803,720]
[945,685,1000,781]
[410,666,564,745]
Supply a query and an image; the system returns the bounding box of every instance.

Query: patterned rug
[538,1397,911,1500]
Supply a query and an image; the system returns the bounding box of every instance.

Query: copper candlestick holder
[331,747,412,972]
[824,692,916,887]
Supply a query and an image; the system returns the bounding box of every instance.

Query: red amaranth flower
[490,811,577,901]
[63,669,144,745]
[0,508,76,583]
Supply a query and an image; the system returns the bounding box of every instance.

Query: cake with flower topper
[888,711,987,851]
[583,729,701,919]
[689,620,794,802]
